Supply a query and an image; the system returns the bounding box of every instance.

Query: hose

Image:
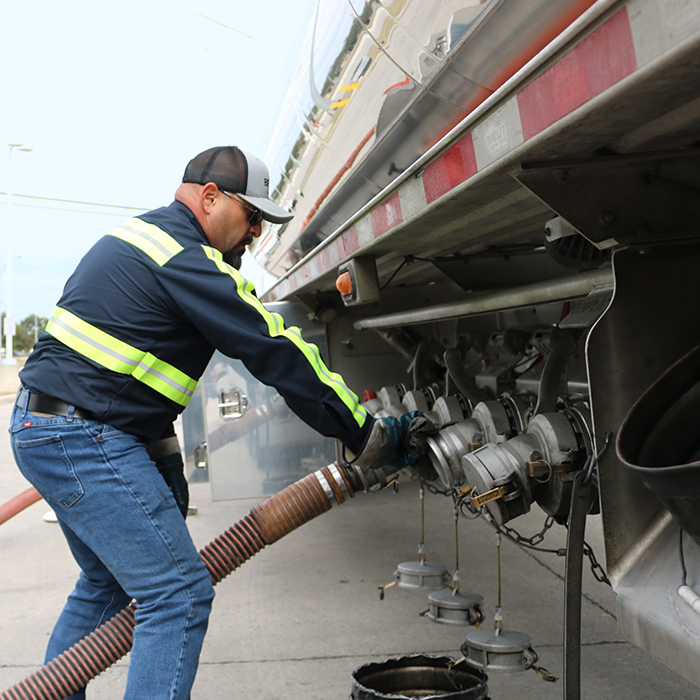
[1,463,356,700]
[563,470,594,700]
[0,487,42,526]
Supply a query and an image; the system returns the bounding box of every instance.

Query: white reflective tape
[314,469,336,506]
[328,463,350,500]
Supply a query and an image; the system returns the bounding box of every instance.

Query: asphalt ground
[1,397,700,699]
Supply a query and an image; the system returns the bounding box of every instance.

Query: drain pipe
[0,487,42,526]
[1,462,364,700]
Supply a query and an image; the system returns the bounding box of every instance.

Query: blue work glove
[346,411,437,471]
[148,435,189,519]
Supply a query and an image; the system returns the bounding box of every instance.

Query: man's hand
[346,411,438,471]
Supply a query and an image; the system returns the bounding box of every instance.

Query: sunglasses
[221,191,264,226]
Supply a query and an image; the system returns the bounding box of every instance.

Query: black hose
[563,470,594,700]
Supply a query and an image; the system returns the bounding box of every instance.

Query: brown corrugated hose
[1,465,355,700]
[0,487,42,526]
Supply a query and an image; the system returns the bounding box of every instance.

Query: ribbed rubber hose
[1,464,355,700]
[0,487,42,526]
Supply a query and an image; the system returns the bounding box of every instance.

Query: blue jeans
[10,390,215,700]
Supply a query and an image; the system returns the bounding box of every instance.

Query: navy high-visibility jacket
[20,201,371,448]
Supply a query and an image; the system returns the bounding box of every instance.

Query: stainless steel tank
[255,0,596,278]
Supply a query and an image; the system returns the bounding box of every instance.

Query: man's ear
[201,183,220,213]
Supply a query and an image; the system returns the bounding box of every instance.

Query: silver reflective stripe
[106,218,184,267]
[48,311,139,373]
[134,357,196,401]
[47,306,197,407]
[120,223,179,262]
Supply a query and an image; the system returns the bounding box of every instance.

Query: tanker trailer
[186,0,700,693]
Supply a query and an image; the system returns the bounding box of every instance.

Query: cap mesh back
[182,146,248,194]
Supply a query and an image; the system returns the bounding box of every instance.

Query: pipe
[354,268,613,330]
[0,487,42,526]
[443,347,490,406]
[1,463,357,700]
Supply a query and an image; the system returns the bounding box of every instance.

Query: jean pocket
[14,434,84,508]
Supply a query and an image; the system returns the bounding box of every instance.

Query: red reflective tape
[518,7,637,141]
[318,247,331,273]
[423,133,478,204]
[338,226,360,259]
[371,192,403,238]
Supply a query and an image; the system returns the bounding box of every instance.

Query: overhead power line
[173,2,271,46]
[0,192,149,212]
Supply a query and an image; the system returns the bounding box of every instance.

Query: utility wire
[2,204,143,218]
[172,2,271,46]
[0,192,149,213]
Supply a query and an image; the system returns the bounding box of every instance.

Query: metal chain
[423,480,458,497]
[417,466,612,585]
[499,515,556,547]
[583,539,611,586]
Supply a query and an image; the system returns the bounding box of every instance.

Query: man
[10,146,420,699]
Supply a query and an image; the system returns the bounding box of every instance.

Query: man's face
[209,189,263,260]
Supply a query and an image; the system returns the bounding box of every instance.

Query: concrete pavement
[1,397,699,699]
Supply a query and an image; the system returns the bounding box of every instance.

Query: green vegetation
[1,313,48,355]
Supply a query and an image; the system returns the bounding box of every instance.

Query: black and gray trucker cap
[182,146,293,224]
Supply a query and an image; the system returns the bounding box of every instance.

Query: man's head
[182,147,292,225]
[175,146,293,263]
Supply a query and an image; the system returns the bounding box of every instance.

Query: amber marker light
[336,270,353,297]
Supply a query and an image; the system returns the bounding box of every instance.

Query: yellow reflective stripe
[46,307,196,407]
[132,354,198,406]
[107,218,183,266]
[203,246,368,428]
[47,308,143,374]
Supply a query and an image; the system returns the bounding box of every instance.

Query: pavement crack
[522,548,617,619]
[198,649,463,666]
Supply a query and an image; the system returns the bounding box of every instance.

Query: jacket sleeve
[159,245,372,453]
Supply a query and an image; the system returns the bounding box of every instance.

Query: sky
[0,0,318,323]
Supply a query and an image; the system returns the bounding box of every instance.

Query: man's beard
[223,250,243,269]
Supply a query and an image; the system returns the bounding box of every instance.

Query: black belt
[17,388,95,421]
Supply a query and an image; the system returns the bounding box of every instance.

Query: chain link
[423,481,458,497]
[499,515,556,547]
[419,473,611,585]
[583,539,611,586]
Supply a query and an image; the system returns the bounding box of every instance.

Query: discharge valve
[463,403,591,525]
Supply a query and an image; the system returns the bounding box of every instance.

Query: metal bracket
[194,441,208,470]
[513,149,700,249]
[218,387,250,420]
